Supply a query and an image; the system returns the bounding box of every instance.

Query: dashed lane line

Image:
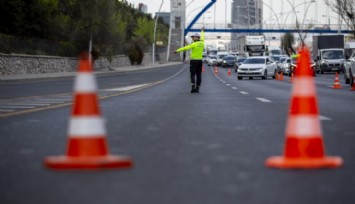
[256,98,272,103]
[232,87,238,89]
[239,91,249,95]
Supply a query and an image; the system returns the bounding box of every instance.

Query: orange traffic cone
[202,65,205,72]
[351,82,355,91]
[279,71,284,81]
[214,66,218,75]
[265,47,343,169]
[332,72,342,89]
[275,72,280,80]
[227,68,232,76]
[289,73,294,83]
[44,53,133,170]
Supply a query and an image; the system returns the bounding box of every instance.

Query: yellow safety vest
[176,31,205,60]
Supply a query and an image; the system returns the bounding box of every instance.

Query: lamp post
[322,14,341,34]
[152,0,164,67]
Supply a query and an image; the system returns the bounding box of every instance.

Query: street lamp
[322,14,341,34]
[152,0,164,67]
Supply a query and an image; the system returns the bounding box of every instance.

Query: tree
[281,32,296,56]
[324,0,355,38]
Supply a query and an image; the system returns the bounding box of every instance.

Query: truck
[312,35,345,74]
[236,35,267,57]
[345,41,355,58]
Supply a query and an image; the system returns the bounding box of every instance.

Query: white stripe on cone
[68,117,106,137]
[286,115,322,138]
[74,73,98,93]
[293,77,316,97]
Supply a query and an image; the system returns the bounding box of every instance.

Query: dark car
[221,55,237,67]
[234,57,247,72]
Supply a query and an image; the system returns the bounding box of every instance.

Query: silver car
[237,56,278,80]
[344,51,355,86]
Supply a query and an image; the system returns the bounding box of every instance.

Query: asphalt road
[0,63,355,204]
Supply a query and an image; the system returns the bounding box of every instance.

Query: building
[231,0,263,50]
[156,12,170,26]
[167,0,186,61]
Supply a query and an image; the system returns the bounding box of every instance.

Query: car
[280,57,291,75]
[234,57,247,72]
[221,55,237,67]
[237,56,277,80]
[344,51,355,86]
[216,52,229,66]
[290,56,316,77]
[207,55,217,66]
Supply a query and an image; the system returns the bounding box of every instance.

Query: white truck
[312,35,345,74]
[236,35,267,57]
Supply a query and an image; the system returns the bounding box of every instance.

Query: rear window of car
[243,58,265,64]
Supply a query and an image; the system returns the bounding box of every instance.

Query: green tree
[281,32,296,56]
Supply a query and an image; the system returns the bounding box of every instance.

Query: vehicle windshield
[217,54,227,59]
[271,50,282,55]
[237,58,246,62]
[243,58,265,64]
[224,56,235,60]
[322,50,344,59]
[271,56,281,62]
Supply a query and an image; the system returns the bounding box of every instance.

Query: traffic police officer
[175,27,205,93]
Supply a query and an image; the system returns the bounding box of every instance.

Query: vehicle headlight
[321,60,328,65]
[223,60,226,63]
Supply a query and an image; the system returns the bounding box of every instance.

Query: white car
[344,51,355,86]
[207,55,217,66]
[280,57,291,75]
[237,56,277,80]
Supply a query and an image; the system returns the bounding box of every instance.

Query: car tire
[262,70,267,80]
[350,69,354,87]
[272,70,276,79]
[249,77,253,80]
[237,76,243,80]
[344,72,350,84]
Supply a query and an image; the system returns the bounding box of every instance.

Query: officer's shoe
[191,85,196,93]
[195,86,200,93]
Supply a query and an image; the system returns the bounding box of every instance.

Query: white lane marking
[256,98,271,103]
[226,84,231,86]
[0,105,35,109]
[232,87,238,90]
[239,91,249,95]
[103,84,148,92]
[6,103,51,106]
[319,115,332,121]
[0,109,15,112]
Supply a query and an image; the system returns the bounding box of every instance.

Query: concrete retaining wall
[0,52,166,75]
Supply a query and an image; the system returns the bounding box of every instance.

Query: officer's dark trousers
[190,60,203,86]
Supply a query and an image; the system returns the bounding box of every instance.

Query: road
[0,63,355,204]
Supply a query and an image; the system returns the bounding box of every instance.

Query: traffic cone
[214,66,218,75]
[332,72,342,89]
[227,68,232,76]
[202,65,205,72]
[279,71,284,81]
[275,72,280,80]
[289,73,294,83]
[44,53,133,170]
[351,82,355,91]
[265,47,343,169]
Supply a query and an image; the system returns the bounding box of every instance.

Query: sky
[125,0,340,29]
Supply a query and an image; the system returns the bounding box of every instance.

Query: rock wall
[0,52,166,75]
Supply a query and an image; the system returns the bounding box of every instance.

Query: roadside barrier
[265,47,343,169]
[44,53,133,170]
